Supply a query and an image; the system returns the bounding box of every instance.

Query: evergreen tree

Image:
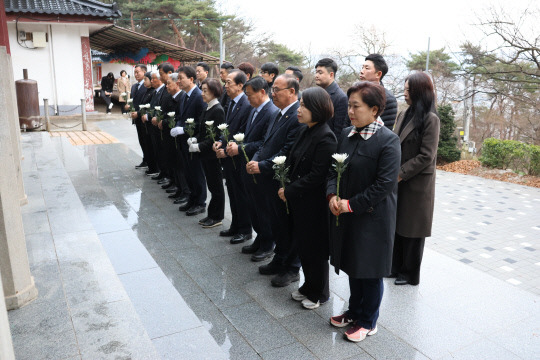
[437,104,461,163]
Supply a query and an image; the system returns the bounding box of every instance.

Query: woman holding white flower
[191,78,226,228]
[327,82,400,343]
[276,87,337,310]
[118,70,130,114]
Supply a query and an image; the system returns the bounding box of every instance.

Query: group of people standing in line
[120,54,440,343]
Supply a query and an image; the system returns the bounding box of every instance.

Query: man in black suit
[360,53,398,129]
[259,62,279,101]
[315,58,348,137]
[246,74,304,286]
[128,64,155,171]
[146,71,169,182]
[170,66,207,216]
[214,70,253,244]
[195,62,209,90]
[226,77,279,255]
[219,62,234,115]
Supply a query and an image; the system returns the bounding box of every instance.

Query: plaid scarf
[348,117,384,140]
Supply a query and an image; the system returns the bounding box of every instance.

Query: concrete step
[49,133,227,359]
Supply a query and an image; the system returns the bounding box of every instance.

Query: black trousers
[201,158,225,220]
[299,259,329,303]
[347,278,383,330]
[100,91,111,112]
[150,126,168,177]
[391,234,426,285]
[140,122,158,172]
[178,142,207,207]
[222,157,251,234]
[270,189,297,268]
[243,172,273,252]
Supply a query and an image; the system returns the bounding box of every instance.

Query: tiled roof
[5,0,122,18]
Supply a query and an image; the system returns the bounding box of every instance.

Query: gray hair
[151,70,160,78]
[170,72,179,82]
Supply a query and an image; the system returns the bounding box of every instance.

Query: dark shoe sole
[202,221,222,228]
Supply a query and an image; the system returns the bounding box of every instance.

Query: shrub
[480,138,540,175]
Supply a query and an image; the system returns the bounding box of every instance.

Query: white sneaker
[109,103,113,109]
[301,298,320,309]
[291,290,307,301]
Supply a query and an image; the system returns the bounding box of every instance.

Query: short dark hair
[196,62,209,72]
[315,58,338,75]
[120,70,127,76]
[201,78,223,98]
[177,66,197,82]
[261,62,279,76]
[347,81,386,117]
[158,62,175,74]
[365,54,389,80]
[301,87,334,123]
[229,69,247,85]
[144,71,152,81]
[237,62,255,78]
[278,74,299,95]
[244,76,269,94]
[135,64,147,72]
[220,62,234,71]
[286,66,303,83]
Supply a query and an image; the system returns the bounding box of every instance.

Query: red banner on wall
[81,36,94,111]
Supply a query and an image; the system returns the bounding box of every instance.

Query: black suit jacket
[244,100,280,159]
[131,82,147,110]
[197,103,225,158]
[220,93,252,151]
[325,81,348,138]
[253,101,304,175]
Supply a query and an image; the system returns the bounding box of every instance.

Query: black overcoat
[284,122,337,260]
[326,125,401,278]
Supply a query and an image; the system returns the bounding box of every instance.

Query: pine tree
[437,104,461,163]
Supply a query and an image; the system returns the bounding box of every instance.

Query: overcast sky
[216,0,537,60]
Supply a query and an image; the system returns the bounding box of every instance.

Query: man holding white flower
[247,74,303,286]
[170,66,207,216]
[227,76,279,255]
[213,70,253,244]
[128,64,149,169]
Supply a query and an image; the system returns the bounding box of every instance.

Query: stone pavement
[8,118,540,359]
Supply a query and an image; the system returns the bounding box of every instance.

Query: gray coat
[327,126,401,278]
[394,110,440,238]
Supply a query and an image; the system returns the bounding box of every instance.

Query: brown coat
[117,76,130,102]
[393,110,440,238]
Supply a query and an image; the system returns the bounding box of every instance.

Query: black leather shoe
[165,187,178,193]
[186,205,206,216]
[394,277,410,286]
[230,233,252,244]
[201,218,223,228]
[219,229,237,237]
[146,169,159,176]
[198,217,210,225]
[161,182,173,189]
[258,258,281,275]
[168,191,182,198]
[174,198,189,205]
[242,242,259,254]
[252,249,274,262]
[179,202,193,212]
[157,178,170,185]
[385,273,398,279]
[135,161,148,169]
[151,173,164,180]
[271,271,300,287]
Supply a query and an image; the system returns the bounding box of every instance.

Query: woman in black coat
[327,82,401,343]
[139,72,157,174]
[277,87,337,310]
[189,78,226,228]
[100,72,115,114]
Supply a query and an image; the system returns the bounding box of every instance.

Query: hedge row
[480,138,540,175]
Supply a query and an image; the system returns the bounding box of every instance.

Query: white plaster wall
[8,22,90,109]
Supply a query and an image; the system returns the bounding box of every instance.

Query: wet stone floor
[10,125,540,360]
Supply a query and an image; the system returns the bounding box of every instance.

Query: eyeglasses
[259,70,269,75]
[271,87,291,93]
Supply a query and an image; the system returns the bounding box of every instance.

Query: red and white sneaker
[344,324,378,342]
[329,313,354,328]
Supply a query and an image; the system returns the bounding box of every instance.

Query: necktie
[227,100,236,122]
[271,112,283,133]
[251,110,259,125]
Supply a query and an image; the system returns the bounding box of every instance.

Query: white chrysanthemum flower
[205,121,214,126]
[154,106,162,111]
[233,133,245,142]
[186,118,194,124]
[127,99,133,103]
[140,104,149,108]
[217,123,228,130]
[332,153,349,163]
[272,156,287,165]
[167,112,175,117]
[120,92,127,96]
